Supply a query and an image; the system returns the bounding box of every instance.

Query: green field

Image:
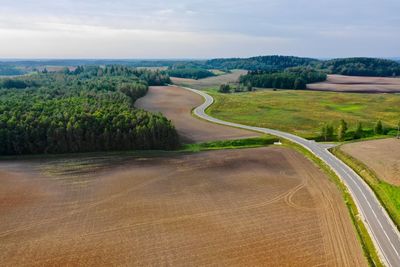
[206,88,400,138]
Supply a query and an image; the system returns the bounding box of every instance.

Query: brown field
[0,147,366,266]
[0,85,366,266]
[341,138,400,185]
[307,74,400,93]
[171,69,247,89]
[135,86,259,143]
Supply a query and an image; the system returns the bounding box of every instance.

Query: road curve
[172,85,400,267]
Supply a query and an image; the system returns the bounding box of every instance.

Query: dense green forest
[318,57,400,77]
[239,67,327,89]
[0,66,179,155]
[166,56,400,77]
[205,56,400,77]
[205,56,318,71]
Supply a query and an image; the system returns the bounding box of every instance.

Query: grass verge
[181,135,278,152]
[331,147,400,231]
[282,140,383,267]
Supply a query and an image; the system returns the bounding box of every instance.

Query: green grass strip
[181,135,278,152]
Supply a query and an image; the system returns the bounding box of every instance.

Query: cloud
[0,22,293,58]
[0,0,399,58]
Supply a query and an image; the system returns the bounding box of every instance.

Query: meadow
[206,88,400,139]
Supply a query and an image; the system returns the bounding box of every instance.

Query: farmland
[341,138,400,186]
[206,89,400,138]
[171,69,247,89]
[307,75,400,93]
[135,86,259,143]
[0,146,366,266]
[333,138,400,229]
[0,85,368,266]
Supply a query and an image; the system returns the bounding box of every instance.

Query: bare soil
[0,84,367,266]
[307,74,400,93]
[135,86,259,143]
[0,147,366,266]
[171,70,247,90]
[341,138,400,185]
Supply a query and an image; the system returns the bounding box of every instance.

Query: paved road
[173,85,400,267]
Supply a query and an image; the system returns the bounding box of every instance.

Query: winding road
[173,85,400,267]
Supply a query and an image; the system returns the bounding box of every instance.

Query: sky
[0,0,399,59]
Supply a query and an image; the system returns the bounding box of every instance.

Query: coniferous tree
[337,119,348,141]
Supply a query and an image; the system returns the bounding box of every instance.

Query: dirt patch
[135,86,258,143]
[171,70,247,90]
[0,147,366,266]
[341,138,400,185]
[307,75,400,93]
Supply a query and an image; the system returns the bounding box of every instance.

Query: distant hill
[204,56,400,77]
[318,57,400,77]
[1,56,400,77]
[205,55,319,71]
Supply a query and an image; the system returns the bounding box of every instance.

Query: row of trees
[321,120,390,141]
[0,66,179,155]
[238,68,327,90]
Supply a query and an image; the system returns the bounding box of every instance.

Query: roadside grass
[181,135,278,152]
[205,88,400,139]
[331,147,400,232]
[283,140,383,267]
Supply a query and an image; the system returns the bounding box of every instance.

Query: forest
[239,67,327,89]
[205,55,318,71]
[204,56,400,77]
[318,57,400,77]
[0,66,179,155]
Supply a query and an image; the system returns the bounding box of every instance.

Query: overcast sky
[0,0,399,59]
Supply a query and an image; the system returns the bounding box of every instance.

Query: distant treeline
[2,56,400,78]
[0,66,179,155]
[206,56,318,71]
[168,56,400,78]
[317,58,400,77]
[239,67,327,90]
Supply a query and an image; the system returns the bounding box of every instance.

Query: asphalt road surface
[173,85,400,267]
